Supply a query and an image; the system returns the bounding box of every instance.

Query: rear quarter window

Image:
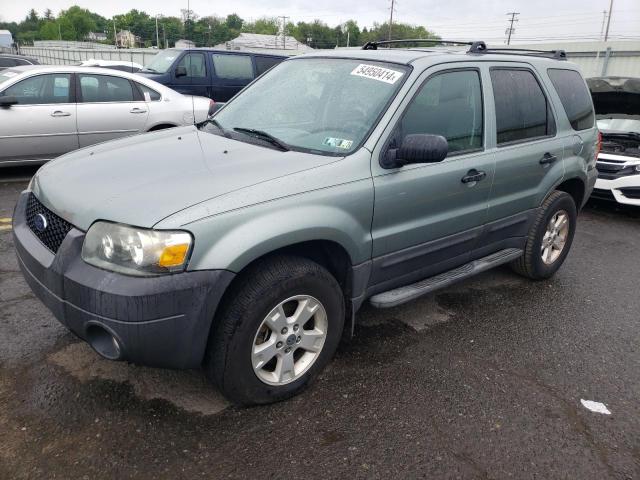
[547,69,594,131]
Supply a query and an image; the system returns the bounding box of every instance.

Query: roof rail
[468,44,567,60]
[362,39,482,50]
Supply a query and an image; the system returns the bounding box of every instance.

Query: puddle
[359,295,454,332]
[49,343,229,416]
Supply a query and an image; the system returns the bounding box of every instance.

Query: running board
[369,248,523,309]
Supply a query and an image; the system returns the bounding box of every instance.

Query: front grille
[26,194,73,253]
[596,162,639,180]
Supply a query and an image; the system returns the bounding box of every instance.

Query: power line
[506,12,519,45]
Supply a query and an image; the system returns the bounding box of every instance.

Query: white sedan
[0,65,214,167]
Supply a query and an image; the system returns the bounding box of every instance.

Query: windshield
[143,49,180,73]
[208,58,409,155]
[0,69,20,86]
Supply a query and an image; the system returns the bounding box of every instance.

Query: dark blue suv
[137,49,286,102]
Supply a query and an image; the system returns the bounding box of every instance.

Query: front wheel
[205,255,345,406]
[510,190,577,280]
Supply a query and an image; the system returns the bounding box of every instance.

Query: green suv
[14,41,598,405]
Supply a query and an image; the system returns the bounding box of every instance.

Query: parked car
[587,76,640,206]
[0,53,39,71]
[0,65,213,167]
[14,41,598,405]
[78,59,143,73]
[137,48,286,102]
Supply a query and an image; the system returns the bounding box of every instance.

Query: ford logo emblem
[34,213,48,232]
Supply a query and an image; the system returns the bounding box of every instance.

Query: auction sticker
[351,64,404,84]
[323,137,353,149]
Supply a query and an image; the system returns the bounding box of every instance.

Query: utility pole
[162,24,167,49]
[506,12,519,45]
[604,0,614,41]
[58,23,62,40]
[155,16,160,48]
[277,16,289,49]
[113,19,117,47]
[388,0,396,41]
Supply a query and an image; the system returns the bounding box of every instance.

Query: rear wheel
[205,255,345,406]
[510,190,577,280]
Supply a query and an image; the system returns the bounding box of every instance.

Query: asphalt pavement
[1,166,639,479]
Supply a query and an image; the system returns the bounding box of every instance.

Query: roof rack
[362,39,481,50]
[468,43,567,60]
[361,39,566,60]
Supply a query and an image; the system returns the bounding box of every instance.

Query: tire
[510,191,577,280]
[205,255,345,406]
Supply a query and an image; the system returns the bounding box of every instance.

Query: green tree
[58,6,97,41]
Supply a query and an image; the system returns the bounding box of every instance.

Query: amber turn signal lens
[158,244,189,267]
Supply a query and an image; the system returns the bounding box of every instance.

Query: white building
[494,41,640,78]
[214,33,313,56]
[175,39,196,49]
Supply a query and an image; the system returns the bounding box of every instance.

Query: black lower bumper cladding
[13,191,235,369]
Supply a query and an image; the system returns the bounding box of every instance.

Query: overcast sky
[2,0,639,44]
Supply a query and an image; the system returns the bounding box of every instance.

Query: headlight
[81,221,193,276]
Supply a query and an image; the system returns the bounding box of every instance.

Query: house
[86,32,107,42]
[116,30,141,48]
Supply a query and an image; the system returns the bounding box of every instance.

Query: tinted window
[255,56,283,76]
[176,53,206,78]
[136,82,161,101]
[14,59,30,66]
[212,54,254,80]
[79,74,134,102]
[399,70,483,154]
[548,69,594,131]
[3,74,71,104]
[0,58,15,67]
[491,69,555,144]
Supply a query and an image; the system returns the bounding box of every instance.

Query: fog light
[635,165,640,172]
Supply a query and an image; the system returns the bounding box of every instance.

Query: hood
[32,126,337,231]
[587,77,640,116]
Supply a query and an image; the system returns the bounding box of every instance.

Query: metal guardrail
[17,46,160,67]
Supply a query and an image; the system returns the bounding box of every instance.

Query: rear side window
[547,69,594,131]
[212,54,254,80]
[79,74,134,102]
[136,82,161,101]
[490,68,556,145]
[255,56,283,76]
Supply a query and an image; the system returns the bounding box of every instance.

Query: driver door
[369,66,496,291]
[0,73,78,165]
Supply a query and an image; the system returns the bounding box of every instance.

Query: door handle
[130,108,147,114]
[540,152,558,165]
[50,111,71,117]
[461,169,487,184]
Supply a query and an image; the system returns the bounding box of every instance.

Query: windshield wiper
[233,127,290,151]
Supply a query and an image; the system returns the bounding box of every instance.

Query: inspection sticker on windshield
[350,64,404,84]
[323,137,353,149]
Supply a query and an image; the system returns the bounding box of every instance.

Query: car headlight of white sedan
[82,221,193,276]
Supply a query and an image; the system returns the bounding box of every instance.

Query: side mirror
[175,65,187,78]
[0,96,18,107]
[382,134,448,168]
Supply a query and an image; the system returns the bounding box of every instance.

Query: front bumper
[13,191,235,369]
[593,176,640,206]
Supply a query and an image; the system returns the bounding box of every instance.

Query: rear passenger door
[76,73,149,147]
[210,53,255,102]
[480,64,565,252]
